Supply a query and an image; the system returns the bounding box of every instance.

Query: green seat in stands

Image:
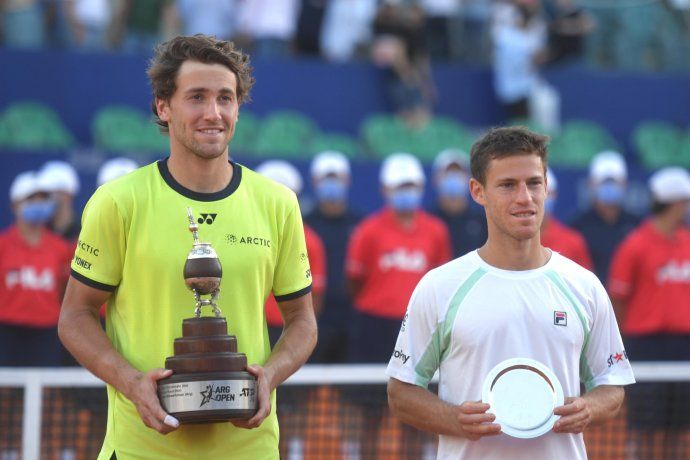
[633,121,682,169]
[407,117,475,163]
[254,110,317,158]
[676,132,690,168]
[2,101,75,150]
[141,122,170,154]
[360,114,412,158]
[92,105,150,152]
[231,112,259,154]
[308,132,360,159]
[548,120,618,167]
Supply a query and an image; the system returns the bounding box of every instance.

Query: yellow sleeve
[272,193,312,301]
[70,188,127,291]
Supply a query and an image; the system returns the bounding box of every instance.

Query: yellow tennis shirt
[70,159,312,459]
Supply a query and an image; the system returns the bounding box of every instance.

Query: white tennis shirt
[386,250,635,460]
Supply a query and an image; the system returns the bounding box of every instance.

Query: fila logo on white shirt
[554,311,567,326]
[379,249,427,272]
[5,267,56,291]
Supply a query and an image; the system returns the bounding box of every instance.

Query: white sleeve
[582,277,636,391]
[385,274,441,388]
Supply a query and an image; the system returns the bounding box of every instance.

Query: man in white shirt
[386,126,634,460]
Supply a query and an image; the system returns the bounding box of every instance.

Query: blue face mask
[20,200,56,225]
[389,188,423,212]
[315,178,348,203]
[438,173,468,199]
[544,197,556,215]
[595,181,625,206]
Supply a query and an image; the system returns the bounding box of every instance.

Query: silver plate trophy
[157,208,257,423]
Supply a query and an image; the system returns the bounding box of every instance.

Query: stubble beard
[174,123,230,160]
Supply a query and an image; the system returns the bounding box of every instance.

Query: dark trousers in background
[348,311,402,364]
[0,323,64,366]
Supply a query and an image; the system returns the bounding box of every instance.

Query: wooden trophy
[157,208,258,423]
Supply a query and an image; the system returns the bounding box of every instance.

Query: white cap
[97,157,139,186]
[432,149,470,175]
[648,167,690,203]
[256,160,303,195]
[380,153,425,188]
[37,160,80,195]
[9,171,48,203]
[546,167,558,193]
[589,151,627,183]
[310,151,350,180]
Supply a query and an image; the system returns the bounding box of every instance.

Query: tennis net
[1,363,689,459]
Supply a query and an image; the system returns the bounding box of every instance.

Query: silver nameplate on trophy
[159,379,257,413]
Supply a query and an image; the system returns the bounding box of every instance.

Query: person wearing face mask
[0,171,72,366]
[608,167,690,460]
[344,153,451,457]
[570,151,640,283]
[346,153,451,363]
[303,151,362,363]
[540,168,592,269]
[38,160,82,241]
[431,149,488,257]
[254,159,327,347]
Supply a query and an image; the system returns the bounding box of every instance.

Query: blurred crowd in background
[1,2,690,458]
[2,0,690,71]
[2,148,689,370]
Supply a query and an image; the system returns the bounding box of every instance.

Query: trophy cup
[157,208,258,423]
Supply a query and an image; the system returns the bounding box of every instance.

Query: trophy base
[158,371,257,423]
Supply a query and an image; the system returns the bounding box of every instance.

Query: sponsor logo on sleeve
[400,312,409,332]
[393,349,410,364]
[77,240,100,257]
[607,350,628,367]
[554,311,567,326]
[73,255,92,270]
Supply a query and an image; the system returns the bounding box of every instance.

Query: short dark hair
[470,126,549,185]
[147,34,255,132]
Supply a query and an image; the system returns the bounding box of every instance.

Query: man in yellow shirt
[58,35,317,459]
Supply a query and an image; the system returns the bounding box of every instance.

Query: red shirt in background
[609,220,690,335]
[541,218,593,270]
[265,224,326,327]
[0,226,72,327]
[346,208,452,320]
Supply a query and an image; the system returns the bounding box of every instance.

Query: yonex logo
[197,213,218,225]
[554,311,567,326]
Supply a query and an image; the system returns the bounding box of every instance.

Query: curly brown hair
[147,34,255,132]
[470,126,549,185]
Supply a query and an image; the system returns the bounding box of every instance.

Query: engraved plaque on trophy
[157,208,258,423]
